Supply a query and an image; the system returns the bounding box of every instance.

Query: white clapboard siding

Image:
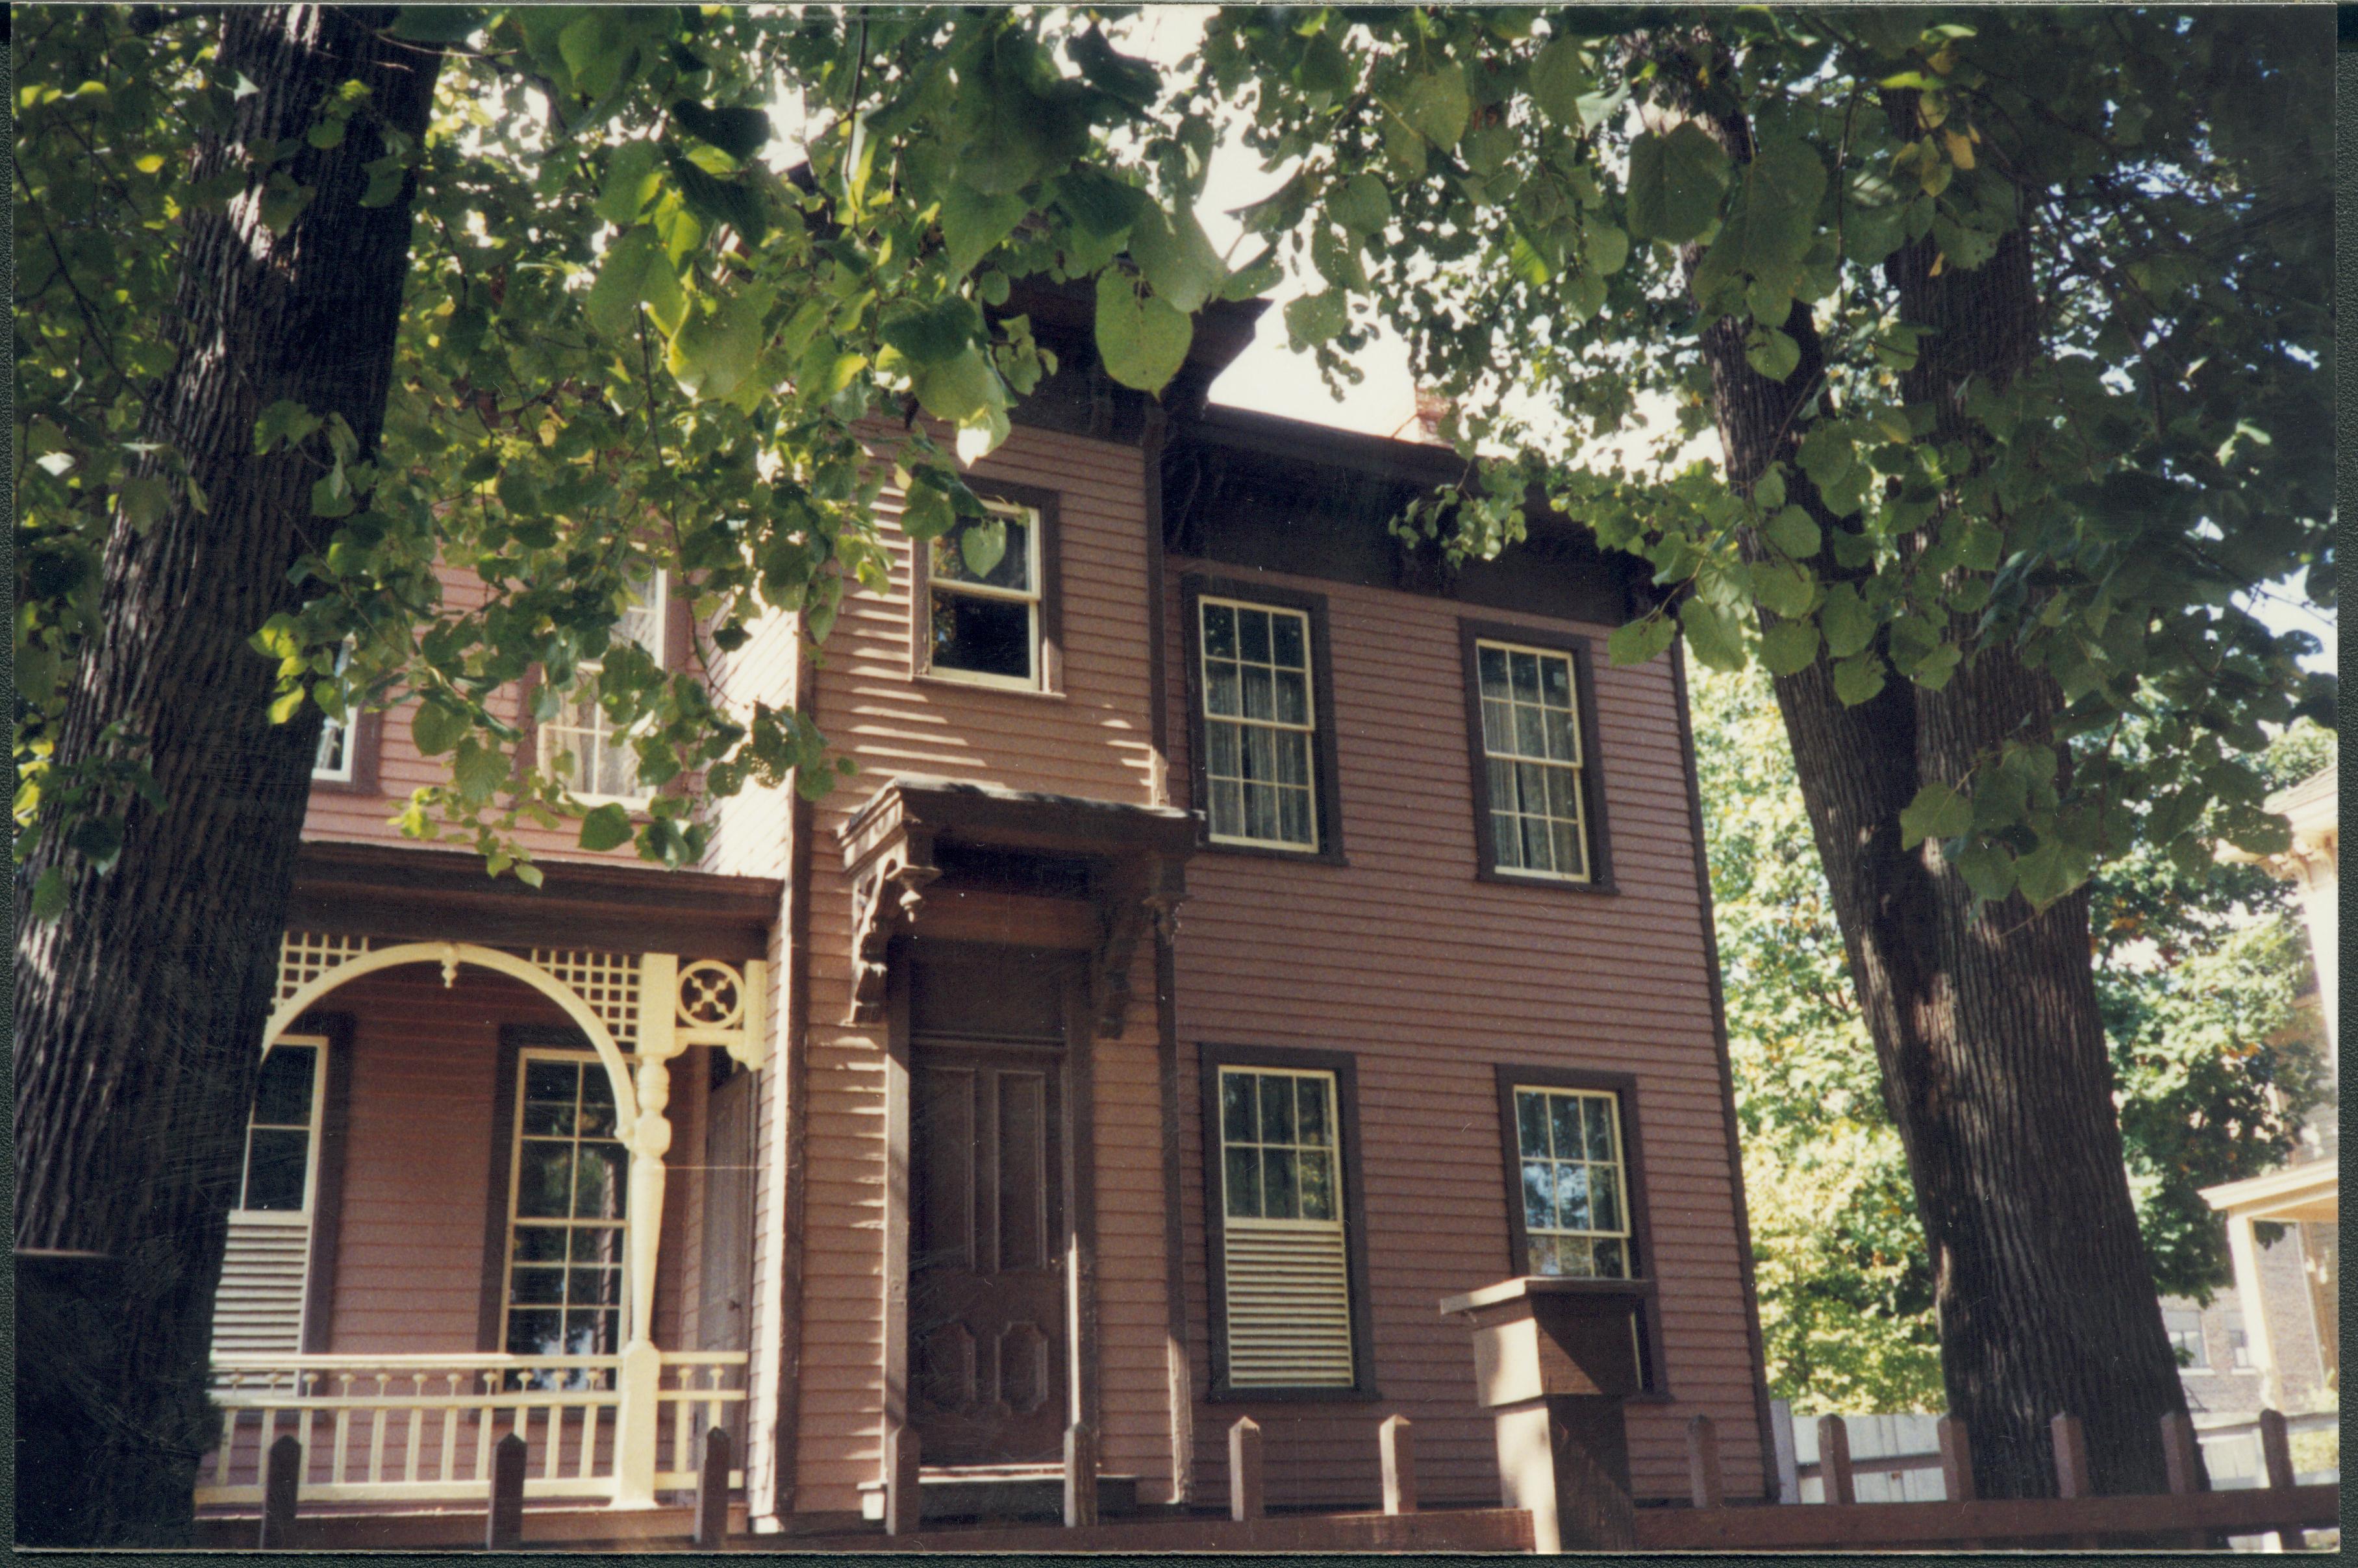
[211,1215,310,1356]
[1223,1217,1354,1387]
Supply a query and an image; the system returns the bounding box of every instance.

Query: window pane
[1259,1076,1296,1144]
[243,1129,310,1212]
[1549,1095,1585,1162]
[1210,779,1243,838]
[1240,665,1274,721]
[570,1265,621,1306]
[1493,814,1522,867]
[1261,1147,1299,1219]
[575,1093,617,1139]
[1206,660,1240,717]
[571,1226,623,1265]
[930,516,1031,591]
[1203,602,1236,659]
[1518,762,1551,817]
[1522,815,1554,873]
[1296,1078,1331,1147]
[1238,608,1271,664]
[1514,701,1548,758]
[1479,645,1511,701]
[1590,1165,1622,1234]
[1540,654,1573,708]
[1555,1162,1592,1232]
[506,1308,564,1358]
[314,716,349,777]
[1529,1234,1561,1276]
[1552,821,1585,881]
[564,1308,618,1356]
[525,1059,579,1103]
[1271,612,1305,670]
[932,591,1033,680]
[514,1227,570,1263]
[1557,1238,1597,1278]
[510,1265,566,1305]
[1483,697,1513,755]
[1244,724,1277,782]
[1222,1073,1257,1145]
[516,1143,575,1219]
[1546,766,1576,819]
[521,1099,574,1136]
[1297,1149,1336,1221]
[1224,1145,1262,1218]
[573,1143,627,1220]
[1547,707,1579,764]
[1583,1097,1617,1164]
[1522,1161,1554,1233]
[252,1046,317,1127]
[1511,651,1542,703]
[1244,782,1277,841]
[1516,1092,1551,1160]
[1207,719,1240,778]
[1275,730,1311,787]
[592,731,641,798]
[1592,1238,1625,1278]
[1275,669,1309,725]
[1279,788,1312,845]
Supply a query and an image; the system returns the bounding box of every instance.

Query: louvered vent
[1222,1218,1354,1387]
[212,1216,310,1356]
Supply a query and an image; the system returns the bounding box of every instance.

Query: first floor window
[503,1053,628,1365]
[539,569,666,805]
[1213,1062,1357,1389]
[1510,1084,1633,1279]
[1475,639,1593,881]
[1199,597,1320,849]
[239,1041,326,1213]
[213,1036,329,1356]
[925,503,1044,687]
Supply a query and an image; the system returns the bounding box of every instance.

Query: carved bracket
[1089,854,1188,1039]
[847,827,940,1025]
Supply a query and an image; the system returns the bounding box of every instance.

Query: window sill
[1206,1383,1382,1405]
[308,774,377,797]
[911,670,1067,702]
[1199,837,1350,869]
[1476,865,1618,895]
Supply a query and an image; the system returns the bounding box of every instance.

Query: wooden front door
[909,1041,1068,1465]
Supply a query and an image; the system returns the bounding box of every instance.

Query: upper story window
[540,570,666,806]
[312,645,356,783]
[2164,1306,2209,1369]
[1201,597,1318,849]
[926,504,1043,688]
[1509,1084,1633,1279]
[1461,622,1610,890]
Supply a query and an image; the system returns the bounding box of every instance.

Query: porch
[196,843,779,1526]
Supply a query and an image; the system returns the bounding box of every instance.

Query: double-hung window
[313,645,356,782]
[501,1052,628,1365]
[1204,1047,1372,1397]
[539,571,666,806]
[1199,597,1318,850]
[212,1037,330,1356]
[922,503,1045,688]
[1509,1084,1634,1279]
[1462,623,1607,886]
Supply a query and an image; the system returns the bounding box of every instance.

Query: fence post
[1381,1414,1418,1515]
[2257,1408,2302,1551]
[883,1423,921,1536]
[2049,1413,2096,1549]
[1935,1415,1975,1503]
[1229,1417,1264,1523]
[1686,1413,1722,1510]
[1816,1416,1855,1506]
[258,1434,301,1549]
[693,1424,731,1549]
[486,1430,526,1550]
[1064,1420,1099,1528]
[2158,1412,2206,1549]
[1768,1399,1800,1504]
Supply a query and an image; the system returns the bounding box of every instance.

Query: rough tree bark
[1674,79,2190,1499]
[12,8,442,1544]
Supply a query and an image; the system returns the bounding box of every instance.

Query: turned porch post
[614,954,683,1508]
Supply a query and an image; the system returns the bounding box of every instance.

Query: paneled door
[908,1041,1067,1465]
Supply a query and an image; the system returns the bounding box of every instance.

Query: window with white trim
[501,1052,628,1363]
[1215,1065,1353,1388]
[1199,597,1319,850]
[2164,1306,2209,1369]
[1475,640,1592,881]
[212,1037,328,1356]
[538,570,666,805]
[925,504,1043,688]
[1510,1084,1633,1279]
[312,645,356,782]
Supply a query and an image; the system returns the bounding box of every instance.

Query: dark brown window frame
[907,477,1065,698]
[1179,573,1348,865]
[1493,1063,1668,1399]
[1459,618,1615,893]
[1199,1041,1379,1402]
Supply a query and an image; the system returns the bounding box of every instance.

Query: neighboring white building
[2201,762,2337,1415]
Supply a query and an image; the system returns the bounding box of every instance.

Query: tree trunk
[12,8,440,1543]
[1678,86,2190,1499]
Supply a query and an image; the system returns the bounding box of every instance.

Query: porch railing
[197,1350,746,1509]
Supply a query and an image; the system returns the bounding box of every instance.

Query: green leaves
[1625,123,1729,244]
[585,227,662,339]
[579,801,634,852]
[1283,289,1349,350]
[1395,64,1470,149]
[667,283,773,403]
[942,184,1028,276]
[1607,612,1677,667]
[1129,201,1226,313]
[1329,173,1392,236]
[1831,652,1888,706]
[670,98,770,160]
[878,295,982,366]
[1745,325,1801,382]
[412,699,471,757]
[1759,618,1820,675]
[253,399,322,455]
[595,141,660,226]
[1093,269,1191,392]
[1694,136,1826,310]
[1819,583,1876,658]
[1899,781,1973,848]
[1680,597,1746,671]
[1527,36,1592,125]
[1764,506,1821,559]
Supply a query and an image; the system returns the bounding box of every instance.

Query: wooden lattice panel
[276,931,371,1004]
[526,947,642,1048]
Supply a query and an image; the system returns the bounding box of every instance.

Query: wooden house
[199,290,1775,1539]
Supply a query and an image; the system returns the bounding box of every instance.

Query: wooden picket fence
[1641,1408,2338,1551]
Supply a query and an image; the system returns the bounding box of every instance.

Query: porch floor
[191,1498,748,1552]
